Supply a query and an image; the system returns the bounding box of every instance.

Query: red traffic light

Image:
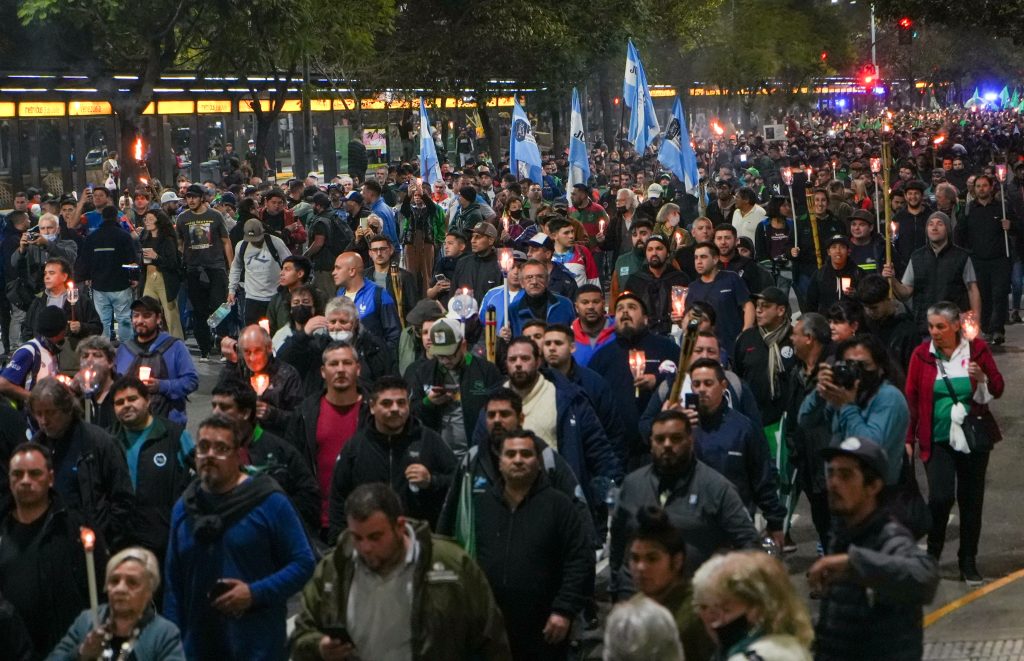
[898,17,912,29]
[820,50,828,62]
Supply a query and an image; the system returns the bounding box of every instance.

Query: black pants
[186,268,228,355]
[0,296,11,353]
[925,442,989,561]
[975,256,1011,335]
[243,298,270,326]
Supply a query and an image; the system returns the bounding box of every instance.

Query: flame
[80,527,96,551]
[805,167,814,180]
[870,157,881,174]
[251,373,270,397]
[133,137,143,161]
[599,219,606,234]
[711,120,724,136]
[780,167,793,186]
[55,374,73,386]
[960,311,980,341]
[461,287,471,297]
[629,349,646,379]
[498,248,514,273]
[258,318,271,334]
[138,365,152,381]
[933,136,945,145]
[996,164,1007,182]
[67,280,74,291]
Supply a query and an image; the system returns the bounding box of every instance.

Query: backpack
[315,213,354,260]
[237,238,284,284]
[122,335,185,417]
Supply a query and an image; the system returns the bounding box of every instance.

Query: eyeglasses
[195,441,236,457]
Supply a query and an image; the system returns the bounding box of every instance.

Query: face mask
[510,209,523,220]
[666,214,680,228]
[290,305,314,326]
[330,330,353,342]
[43,233,58,243]
[616,205,627,214]
[858,367,882,393]
[712,614,754,652]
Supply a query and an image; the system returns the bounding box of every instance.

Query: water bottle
[207,302,232,329]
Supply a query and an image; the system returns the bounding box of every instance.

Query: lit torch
[251,373,270,397]
[258,318,271,335]
[960,311,980,341]
[629,349,646,398]
[67,280,78,322]
[711,120,725,136]
[133,137,143,162]
[598,218,606,235]
[138,366,152,382]
[81,527,99,628]
[672,286,688,320]
[498,248,514,330]
[997,164,1009,257]
[870,157,881,174]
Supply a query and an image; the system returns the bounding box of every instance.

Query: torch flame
[80,527,96,551]
[133,137,143,161]
[629,350,646,379]
[780,167,793,186]
[960,311,979,341]
[996,164,1007,183]
[258,318,271,335]
[933,136,945,145]
[251,373,270,397]
[711,120,724,136]
[870,157,881,174]
[498,248,514,273]
[55,374,73,386]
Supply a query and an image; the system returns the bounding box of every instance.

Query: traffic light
[898,17,914,45]
[859,64,878,89]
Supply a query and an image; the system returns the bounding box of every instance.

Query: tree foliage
[872,0,1024,45]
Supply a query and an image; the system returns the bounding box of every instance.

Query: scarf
[759,322,791,399]
[182,473,282,544]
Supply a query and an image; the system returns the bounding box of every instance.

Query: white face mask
[329,330,353,342]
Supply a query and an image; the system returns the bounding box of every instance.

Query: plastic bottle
[207,302,232,329]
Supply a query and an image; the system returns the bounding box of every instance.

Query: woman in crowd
[905,301,1004,585]
[138,208,184,339]
[603,596,684,661]
[826,299,867,346]
[49,547,185,660]
[692,551,813,661]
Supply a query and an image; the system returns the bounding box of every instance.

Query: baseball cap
[160,191,181,205]
[511,250,528,263]
[751,286,788,307]
[345,191,364,205]
[243,218,265,242]
[406,300,446,327]
[647,183,664,199]
[35,305,67,337]
[130,296,164,316]
[184,183,205,198]
[745,167,761,178]
[429,319,464,356]
[528,233,555,251]
[615,290,648,314]
[850,209,874,225]
[645,234,670,249]
[218,192,238,208]
[827,234,849,248]
[820,436,889,481]
[470,222,498,240]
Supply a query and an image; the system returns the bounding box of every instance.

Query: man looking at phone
[164,414,315,659]
[291,483,512,660]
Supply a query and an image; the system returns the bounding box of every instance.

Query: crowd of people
[0,104,1017,660]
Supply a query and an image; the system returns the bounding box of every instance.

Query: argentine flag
[567,88,590,191]
[625,41,660,153]
[419,98,442,185]
[510,98,543,184]
[658,95,699,192]
[623,40,639,108]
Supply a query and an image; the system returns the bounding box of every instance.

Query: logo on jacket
[153,452,167,467]
[781,346,794,359]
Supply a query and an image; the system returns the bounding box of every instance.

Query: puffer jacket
[814,508,939,661]
[289,520,512,661]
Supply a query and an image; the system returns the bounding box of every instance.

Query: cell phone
[320,626,353,644]
[207,579,232,602]
[435,274,449,284]
[684,393,699,409]
[359,216,369,230]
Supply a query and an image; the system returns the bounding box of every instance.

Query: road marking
[924,567,1024,628]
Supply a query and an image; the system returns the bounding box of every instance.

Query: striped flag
[419,98,442,185]
[567,87,590,191]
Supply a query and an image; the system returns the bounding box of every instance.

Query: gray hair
[616,188,638,210]
[106,546,161,593]
[797,312,831,345]
[603,596,683,661]
[28,377,83,421]
[325,296,358,320]
[926,301,961,325]
[935,182,959,204]
[77,335,116,363]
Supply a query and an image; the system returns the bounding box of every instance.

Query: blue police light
[984,92,999,102]
[836,98,847,108]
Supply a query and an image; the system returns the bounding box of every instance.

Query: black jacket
[277,328,393,397]
[364,265,420,321]
[74,220,137,292]
[867,306,920,372]
[732,325,796,426]
[33,421,134,549]
[815,509,939,661]
[327,417,456,543]
[23,289,103,346]
[806,261,863,314]
[137,231,181,301]
[217,357,304,437]
[474,472,591,657]
[405,352,503,445]
[286,392,371,478]
[248,426,320,534]
[451,249,503,305]
[112,416,192,555]
[956,197,1018,261]
[622,265,690,335]
[0,492,109,657]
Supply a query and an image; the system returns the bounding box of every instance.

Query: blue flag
[567,88,590,191]
[419,98,442,185]
[623,40,639,109]
[658,95,699,192]
[626,42,660,153]
[510,98,543,184]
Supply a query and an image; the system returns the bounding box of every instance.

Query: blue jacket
[49,606,185,660]
[798,382,909,485]
[164,482,315,660]
[339,279,401,349]
[478,284,524,329]
[566,360,627,465]
[369,198,398,244]
[114,332,199,426]
[472,369,623,500]
[508,291,576,337]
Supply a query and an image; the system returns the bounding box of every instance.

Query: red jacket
[904,337,1004,462]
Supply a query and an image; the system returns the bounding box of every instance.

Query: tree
[872,1,1024,45]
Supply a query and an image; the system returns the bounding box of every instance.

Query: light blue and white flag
[567,87,590,191]
[658,95,700,192]
[623,40,639,109]
[509,98,543,183]
[419,98,442,185]
[626,42,660,153]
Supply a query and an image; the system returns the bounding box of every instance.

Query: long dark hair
[835,333,904,394]
[238,197,260,222]
[144,208,175,239]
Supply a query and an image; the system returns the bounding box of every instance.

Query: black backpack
[316,212,354,259]
[237,238,284,283]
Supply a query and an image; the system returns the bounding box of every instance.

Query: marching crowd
[0,104,1018,660]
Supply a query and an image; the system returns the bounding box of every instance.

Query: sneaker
[992,332,1005,346]
[1010,310,1022,324]
[959,558,984,587]
[199,352,209,363]
[783,534,798,554]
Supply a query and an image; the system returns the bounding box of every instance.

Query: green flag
[1012,88,1020,108]
[965,88,982,108]
[454,470,476,558]
[1000,86,1010,107]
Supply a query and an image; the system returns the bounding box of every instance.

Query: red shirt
[316,397,360,527]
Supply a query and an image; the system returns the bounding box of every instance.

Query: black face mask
[510,209,523,220]
[712,613,754,652]
[858,367,882,394]
[616,205,627,214]
[290,305,314,326]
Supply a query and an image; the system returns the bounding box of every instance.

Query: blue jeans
[1011,260,1023,310]
[93,288,134,341]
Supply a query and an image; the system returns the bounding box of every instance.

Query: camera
[831,360,861,389]
[24,231,39,242]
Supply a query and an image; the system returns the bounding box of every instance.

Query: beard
[509,370,538,390]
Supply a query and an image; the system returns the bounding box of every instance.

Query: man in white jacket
[228,218,291,325]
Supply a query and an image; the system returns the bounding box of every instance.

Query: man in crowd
[571,284,615,367]
[77,335,119,430]
[706,180,737,226]
[550,217,601,288]
[328,375,456,542]
[848,209,885,272]
[290,483,511,660]
[164,414,315,659]
[731,187,767,242]
[610,218,654,300]
[0,307,66,408]
[75,206,138,343]
[714,223,771,297]
[508,259,576,337]
[176,183,233,361]
[806,234,863,315]
[365,234,418,322]
[893,179,932,273]
[110,375,193,555]
[623,234,689,335]
[114,297,198,426]
[306,191,354,297]
[792,188,844,309]
[857,274,919,370]
[266,255,318,335]
[228,218,290,325]
[811,437,938,661]
[219,324,303,437]
[526,232,578,300]
[686,242,754,364]
[24,258,102,370]
[361,179,398,243]
[332,251,401,349]
[452,222,502,305]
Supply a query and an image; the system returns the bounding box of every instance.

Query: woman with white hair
[692,551,813,661]
[603,595,684,661]
[48,547,184,660]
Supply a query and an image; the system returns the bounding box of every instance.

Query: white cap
[647,183,664,198]
[160,191,181,204]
